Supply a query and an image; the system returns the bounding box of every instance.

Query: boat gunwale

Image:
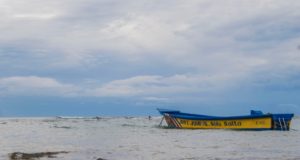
[167,113,273,120]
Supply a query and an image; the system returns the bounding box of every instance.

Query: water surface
[1,117,299,160]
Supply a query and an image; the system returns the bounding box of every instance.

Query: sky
[0,0,300,116]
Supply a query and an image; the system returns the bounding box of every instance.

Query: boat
[157,109,294,131]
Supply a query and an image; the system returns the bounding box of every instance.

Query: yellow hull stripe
[176,117,272,129]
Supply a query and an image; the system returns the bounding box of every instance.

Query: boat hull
[158,109,294,131]
[165,115,272,130]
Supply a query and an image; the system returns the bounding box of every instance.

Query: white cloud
[1,0,300,101]
[0,76,79,96]
[0,74,240,98]
[13,14,57,19]
[86,74,242,97]
[142,97,169,102]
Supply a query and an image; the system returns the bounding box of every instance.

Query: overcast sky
[1,0,300,116]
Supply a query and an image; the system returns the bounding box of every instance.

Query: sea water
[1,116,300,160]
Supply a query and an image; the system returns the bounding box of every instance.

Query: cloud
[86,73,242,97]
[1,1,300,66]
[13,14,57,19]
[1,0,300,111]
[0,76,79,96]
[0,73,241,99]
[142,97,170,102]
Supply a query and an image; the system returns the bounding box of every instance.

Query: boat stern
[271,114,294,131]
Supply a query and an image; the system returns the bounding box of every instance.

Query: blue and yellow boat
[157,109,294,131]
